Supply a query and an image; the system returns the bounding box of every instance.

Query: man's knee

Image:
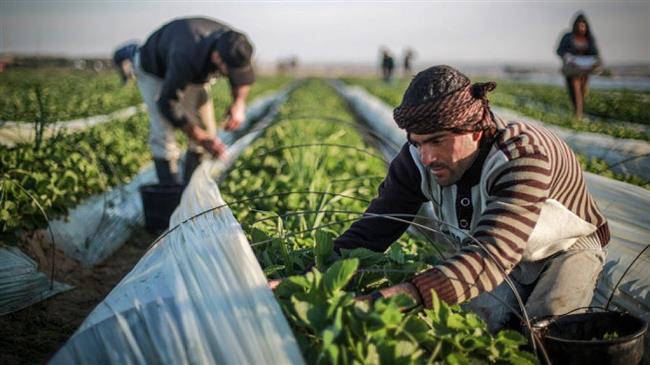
[525,248,604,319]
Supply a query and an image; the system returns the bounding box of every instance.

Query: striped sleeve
[412,146,552,307]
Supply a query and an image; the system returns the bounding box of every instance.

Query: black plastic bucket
[533,311,647,365]
[139,183,184,234]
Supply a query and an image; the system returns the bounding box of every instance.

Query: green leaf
[263,264,285,276]
[445,352,470,365]
[321,258,359,295]
[275,274,310,298]
[291,297,311,326]
[315,230,334,270]
[341,247,385,267]
[506,350,540,365]
[388,244,405,264]
[496,329,527,347]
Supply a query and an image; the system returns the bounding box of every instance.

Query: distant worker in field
[380,48,395,83]
[403,48,415,77]
[556,12,601,119]
[131,17,255,185]
[112,42,139,85]
[333,65,609,333]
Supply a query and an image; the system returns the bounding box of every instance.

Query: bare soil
[0,227,155,365]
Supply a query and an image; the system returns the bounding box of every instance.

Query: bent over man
[134,17,255,185]
[335,65,609,333]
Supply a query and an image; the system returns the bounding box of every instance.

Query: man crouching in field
[333,65,610,333]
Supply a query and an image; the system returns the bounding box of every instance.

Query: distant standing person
[403,48,415,77]
[134,17,255,185]
[381,49,395,83]
[556,13,601,119]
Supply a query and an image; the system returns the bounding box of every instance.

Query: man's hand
[268,278,283,291]
[223,101,246,131]
[200,137,227,159]
[355,282,423,306]
[182,124,227,159]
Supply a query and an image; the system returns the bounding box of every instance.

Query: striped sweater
[334,120,610,307]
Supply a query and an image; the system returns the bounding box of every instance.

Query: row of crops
[0,75,291,244]
[345,78,650,140]
[344,77,650,189]
[219,80,537,364]
[0,68,291,123]
[0,68,142,122]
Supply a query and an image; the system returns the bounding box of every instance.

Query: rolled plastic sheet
[0,105,145,147]
[45,165,157,266]
[49,161,304,364]
[502,73,650,93]
[0,246,72,316]
[49,84,303,364]
[332,79,650,336]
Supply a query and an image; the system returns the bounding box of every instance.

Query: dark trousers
[154,151,204,186]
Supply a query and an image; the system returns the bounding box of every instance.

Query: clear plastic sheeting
[502,73,650,93]
[0,246,72,316]
[43,165,157,266]
[38,88,291,267]
[586,173,650,318]
[49,160,304,365]
[332,80,650,346]
[0,105,145,147]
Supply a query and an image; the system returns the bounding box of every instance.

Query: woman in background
[556,13,601,119]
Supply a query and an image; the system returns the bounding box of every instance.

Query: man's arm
[334,143,428,253]
[158,53,226,157]
[224,84,251,131]
[157,53,192,129]
[411,150,552,308]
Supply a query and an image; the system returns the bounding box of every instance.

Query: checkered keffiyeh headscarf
[393,65,497,135]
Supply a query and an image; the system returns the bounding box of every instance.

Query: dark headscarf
[572,13,592,38]
[393,65,497,135]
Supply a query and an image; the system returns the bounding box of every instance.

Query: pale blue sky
[1,1,648,66]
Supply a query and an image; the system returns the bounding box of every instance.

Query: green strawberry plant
[220,79,537,364]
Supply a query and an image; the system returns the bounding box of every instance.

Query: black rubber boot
[182,151,204,186]
[154,158,180,185]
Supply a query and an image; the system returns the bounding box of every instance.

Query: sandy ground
[0,227,156,365]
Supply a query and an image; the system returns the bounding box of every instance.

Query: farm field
[219,80,537,364]
[0,68,291,123]
[2,68,649,364]
[0,75,293,245]
[344,77,650,140]
[1,79,539,364]
[343,77,650,189]
[3,4,650,365]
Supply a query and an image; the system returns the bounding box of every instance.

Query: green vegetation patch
[0,75,291,243]
[0,68,291,123]
[343,77,649,189]
[1,113,151,242]
[220,79,537,364]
